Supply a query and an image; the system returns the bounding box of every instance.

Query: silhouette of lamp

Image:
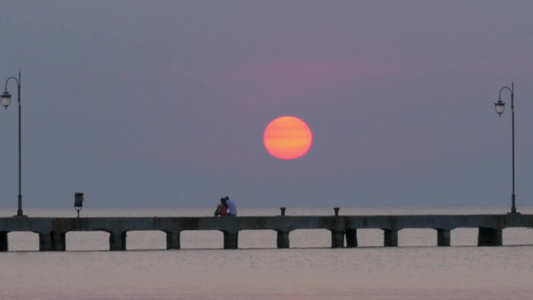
[494,82,517,214]
[1,71,24,217]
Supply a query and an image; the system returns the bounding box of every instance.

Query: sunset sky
[1,1,533,211]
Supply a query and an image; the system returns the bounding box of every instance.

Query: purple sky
[1,0,533,210]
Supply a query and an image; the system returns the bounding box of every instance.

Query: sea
[0,207,532,300]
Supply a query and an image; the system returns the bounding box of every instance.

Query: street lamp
[494,81,517,214]
[1,71,24,217]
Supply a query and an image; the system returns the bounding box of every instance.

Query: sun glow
[263,116,313,160]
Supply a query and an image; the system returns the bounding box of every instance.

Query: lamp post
[1,71,24,217]
[494,81,517,214]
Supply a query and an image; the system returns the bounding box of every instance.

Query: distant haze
[1,1,532,210]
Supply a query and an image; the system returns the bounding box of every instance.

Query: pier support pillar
[276,231,290,249]
[223,231,239,249]
[109,231,127,251]
[38,232,65,251]
[345,229,358,248]
[478,227,502,246]
[0,232,8,251]
[39,232,53,251]
[52,232,66,251]
[331,230,344,248]
[166,231,181,250]
[383,229,398,247]
[437,229,451,247]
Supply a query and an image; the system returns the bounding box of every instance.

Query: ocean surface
[1,207,532,300]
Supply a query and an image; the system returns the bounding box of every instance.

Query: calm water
[1,207,532,299]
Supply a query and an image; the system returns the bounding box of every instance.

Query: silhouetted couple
[214,196,237,217]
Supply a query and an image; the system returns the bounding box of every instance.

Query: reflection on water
[1,207,532,299]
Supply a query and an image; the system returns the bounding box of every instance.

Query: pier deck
[0,213,532,251]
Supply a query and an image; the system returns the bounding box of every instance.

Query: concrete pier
[0,213,531,251]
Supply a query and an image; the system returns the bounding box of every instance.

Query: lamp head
[495,99,505,116]
[74,193,85,210]
[1,91,11,109]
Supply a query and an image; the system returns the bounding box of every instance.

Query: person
[214,198,228,217]
[224,196,237,216]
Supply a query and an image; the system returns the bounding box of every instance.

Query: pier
[0,212,532,251]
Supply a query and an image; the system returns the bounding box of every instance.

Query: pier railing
[0,213,532,251]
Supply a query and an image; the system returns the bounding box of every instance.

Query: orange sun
[263,116,313,160]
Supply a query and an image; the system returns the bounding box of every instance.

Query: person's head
[221,197,227,205]
[225,196,229,201]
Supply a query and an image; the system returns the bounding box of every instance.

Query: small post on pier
[0,232,8,251]
[280,207,286,216]
[334,207,340,216]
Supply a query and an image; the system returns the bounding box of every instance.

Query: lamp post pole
[494,81,516,214]
[1,71,23,217]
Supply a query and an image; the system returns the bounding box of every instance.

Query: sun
[263,116,313,160]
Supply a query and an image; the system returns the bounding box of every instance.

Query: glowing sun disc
[263,116,313,160]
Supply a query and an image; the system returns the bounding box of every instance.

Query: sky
[1,0,533,211]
